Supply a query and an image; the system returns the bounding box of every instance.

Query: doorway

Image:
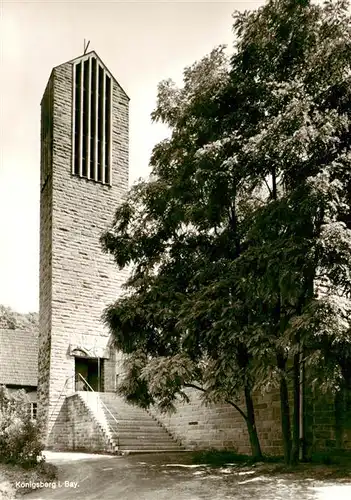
[75,357,104,392]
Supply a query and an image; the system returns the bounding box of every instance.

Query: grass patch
[308,451,351,466]
[191,449,283,466]
[0,460,58,497]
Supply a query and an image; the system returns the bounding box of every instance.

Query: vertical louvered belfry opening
[72,54,112,184]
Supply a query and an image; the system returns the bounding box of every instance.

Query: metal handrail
[47,374,75,426]
[46,372,120,451]
[76,373,96,393]
[76,373,120,450]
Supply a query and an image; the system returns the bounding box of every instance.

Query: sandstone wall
[153,386,351,456]
[38,75,54,431]
[47,394,111,452]
[309,387,351,454]
[151,388,283,455]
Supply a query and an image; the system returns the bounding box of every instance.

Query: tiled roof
[0,329,38,387]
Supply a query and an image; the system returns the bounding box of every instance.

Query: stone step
[100,400,150,408]
[104,415,161,423]
[117,443,183,450]
[108,412,152,418]
[115,448,187,455]
[106,419,161,427]
[110,429,168,437]
[116,443,182,450]
[107,423,164,432]
[111,428,181,447]
[104,410,160,418]
[99,398,152,411]
[95,394,183,453]
[103,410,160,421]
[104,410,157,416]
[112,433,177,441]
[115,444,182,451]
[112,431,177,439]
[102,404,152,414]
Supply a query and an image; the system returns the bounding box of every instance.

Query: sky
[0,0,264,313]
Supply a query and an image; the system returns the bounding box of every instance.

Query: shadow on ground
[23,451,351,500]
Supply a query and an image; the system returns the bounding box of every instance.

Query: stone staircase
[96,393,184,453]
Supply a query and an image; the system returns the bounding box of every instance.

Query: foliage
[102,0,351,463]
[0,386,44,467]
[0,305,38,331]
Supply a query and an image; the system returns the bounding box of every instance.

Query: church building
[39,50,129,440]
[38,50,187,453]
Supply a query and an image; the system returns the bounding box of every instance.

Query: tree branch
[184,383,248,422]
[263,176,273,197]
[272,166,277,200]
[225,399,248,421]
[184,382,206,392]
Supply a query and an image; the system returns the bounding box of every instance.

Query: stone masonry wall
[153,386,351,456]
[103,348,118,392]
[38,75,53,432]
[152,388,283,455]
[310,388,351,454]
[47,394,111,452]
[39,54,129,441]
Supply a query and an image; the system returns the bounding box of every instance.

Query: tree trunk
[272,165,277,200]
[244,385,263,460]
[277,352,292,464]
[187,382,263,460]
[335,386,345,450]
[290,350,300,465]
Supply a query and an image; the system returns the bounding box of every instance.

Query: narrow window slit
[90,57,96,179]
[105,76,111,184]
[82,59,90,178]
[74,62,82,175]
[97,65,104,182]
[72,55,112,184]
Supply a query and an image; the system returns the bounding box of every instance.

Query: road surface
[24,451,351,500]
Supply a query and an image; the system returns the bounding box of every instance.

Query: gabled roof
[0,329,38,387]
[56,50,130,101]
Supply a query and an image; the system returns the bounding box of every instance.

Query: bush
[0,386,44,467]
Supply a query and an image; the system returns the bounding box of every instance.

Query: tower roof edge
[55,50,130,101]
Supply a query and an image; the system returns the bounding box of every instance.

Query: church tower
[38,51,129,440]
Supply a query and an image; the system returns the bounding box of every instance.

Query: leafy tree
[102,46,264,458]
[0,305,17,329]
[0,305,38,330]
[102,0,351,463]
[224,0,351,464]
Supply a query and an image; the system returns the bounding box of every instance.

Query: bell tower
[38,51,129,441]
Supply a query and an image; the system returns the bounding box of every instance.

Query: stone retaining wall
[47,394,111,453]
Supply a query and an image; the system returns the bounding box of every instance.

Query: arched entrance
[71,348,104,392]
